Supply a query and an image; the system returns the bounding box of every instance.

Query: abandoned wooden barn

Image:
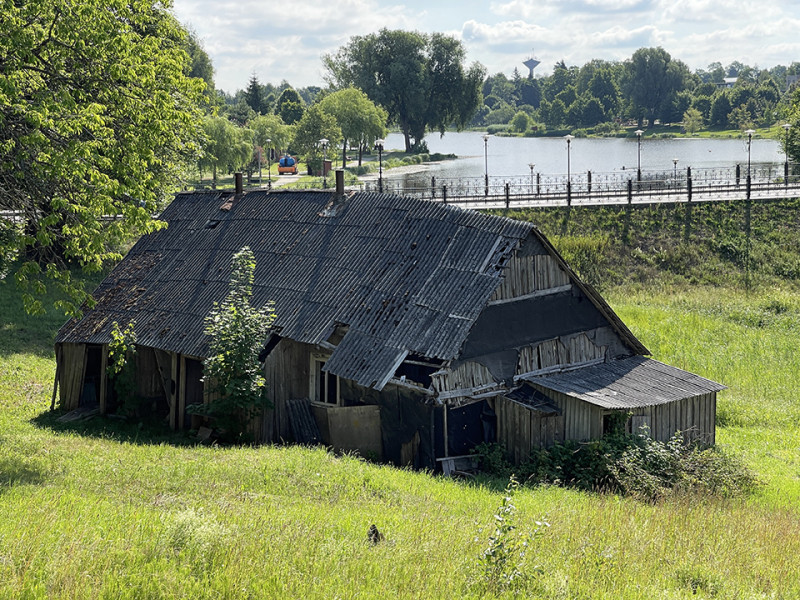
[54,180,724,467]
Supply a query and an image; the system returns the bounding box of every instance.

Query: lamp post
[783,123,791,185]
[319,138,329,188]
[673,158,678,188]
[745,129,755,198]
[565,134,574,204]
[483,134,489,196]
[635,129,643,185]
[375,138,385,193]
[265,138,271,189]
[528,163,535,195]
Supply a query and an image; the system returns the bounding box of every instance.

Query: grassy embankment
[2,197,800,598]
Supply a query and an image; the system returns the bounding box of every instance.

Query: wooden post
[442,184,447,204]
[169,352,178,430]
[627,178,633,204]
[587,170,592,194]
[99,344,108,414]
[178,354,186,430]
[443,404,449,458]
[431,176,436,199]
[505,182,510,208]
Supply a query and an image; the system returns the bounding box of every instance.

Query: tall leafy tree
[324,29,484,152]
[622,47,691,128]
[0,0,205,313]
[198,116,253,187]
[319,88,387,167]
[291,104,342,170]
[275,87,304,125]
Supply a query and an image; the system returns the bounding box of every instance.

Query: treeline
[477,49,800,135]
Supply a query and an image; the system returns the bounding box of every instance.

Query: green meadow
[3,198,800,598]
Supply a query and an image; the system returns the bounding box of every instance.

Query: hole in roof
[204,219,220,229]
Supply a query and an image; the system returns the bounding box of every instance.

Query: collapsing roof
[56,189,644,392]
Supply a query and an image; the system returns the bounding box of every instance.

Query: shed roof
[522,356,726,409]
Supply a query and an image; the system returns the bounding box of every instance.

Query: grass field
[3,207,800,598]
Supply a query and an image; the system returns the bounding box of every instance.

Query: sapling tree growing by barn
[190,247,275,438]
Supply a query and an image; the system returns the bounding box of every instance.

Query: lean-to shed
[55,184,724,467]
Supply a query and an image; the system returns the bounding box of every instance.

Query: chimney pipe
[335,169,344,195]
[234,172,243,194]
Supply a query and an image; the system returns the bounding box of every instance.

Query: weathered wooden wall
[261,338,311,442]
[489,252,570,302]
[494,395,566,464]
[628,392,716,445]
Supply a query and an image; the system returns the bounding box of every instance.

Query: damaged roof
[57,189,540,387]
[521,356,726,409]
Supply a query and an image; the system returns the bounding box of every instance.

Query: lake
[381,131,786,183]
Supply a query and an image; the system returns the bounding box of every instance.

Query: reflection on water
[382,131,785,188]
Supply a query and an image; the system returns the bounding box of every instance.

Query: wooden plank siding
[262,338,313,442]
[625,392,716,444]
[489,253,571,302]
[495,395,566,463]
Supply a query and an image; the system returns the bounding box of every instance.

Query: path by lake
[382,131,785,182]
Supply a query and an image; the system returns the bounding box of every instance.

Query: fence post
[442,184,447,204]
[505,182,510,209]
[627,178,632,204]
[431,176,436,199]
[687,166,692,202]
[735,164,740,186]
[587,170,592,194]
[567,181,572,206]
[785,162,789,187]
[536,173,541,196]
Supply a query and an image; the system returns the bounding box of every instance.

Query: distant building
[523,53,540,78]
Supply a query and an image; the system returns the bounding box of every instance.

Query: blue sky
[171,0,800,94]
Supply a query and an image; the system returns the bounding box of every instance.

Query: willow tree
[0,0,205,313]
[323,29,485,152]
[319,88,388,167]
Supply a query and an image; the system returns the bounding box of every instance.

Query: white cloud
[172,0,800,92]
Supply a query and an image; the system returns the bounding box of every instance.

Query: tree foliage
[622,47,693,127]
[198,116,253,186]
[0,0,205,314]
[291,104,342,167]
[318,88,387,167]
[275,87,304,125]
[324,29,484,152]
[192,247,275,438]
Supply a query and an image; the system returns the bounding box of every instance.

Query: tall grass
[3,264,800,597]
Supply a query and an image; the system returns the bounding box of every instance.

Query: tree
[324,29,484,152]
[198,116,253,187]
[510,111,530,133]
[710,92,732,127]
[683,107,703,134]
[244,73,267,115]
[275,87,304,125]
[183,27,215,96]
[319,88,388,167]
[249,114,291,157]
[291,104,342,171]
[0,0,205,313]
[190,247,276,438]
[622,47,691,127]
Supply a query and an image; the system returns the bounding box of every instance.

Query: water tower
[523,51,540,78]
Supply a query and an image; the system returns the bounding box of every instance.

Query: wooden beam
[169,352,178,430]
[99,344,108,415]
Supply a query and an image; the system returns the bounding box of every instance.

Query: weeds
[472,476,548,595]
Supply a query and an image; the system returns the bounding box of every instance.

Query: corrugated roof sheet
[56,189,534,386]
[523,356,726,409]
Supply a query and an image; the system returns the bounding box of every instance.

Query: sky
[171,0,800,95]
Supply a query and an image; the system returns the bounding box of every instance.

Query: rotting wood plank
[169,352,178,430]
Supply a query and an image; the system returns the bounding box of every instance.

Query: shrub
[107,320,138,414]
[473,430,759,501]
